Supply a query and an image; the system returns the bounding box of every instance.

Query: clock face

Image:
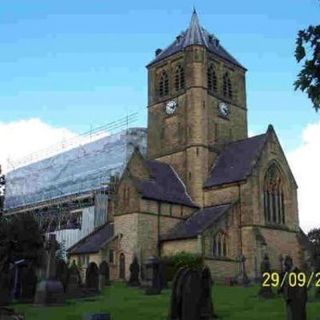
[165,100,177,115]
[218,102,230,118]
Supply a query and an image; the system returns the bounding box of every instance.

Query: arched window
[213,232,227,257]
[174,65,185,91]
[159,70,169,97]
[223,72,232,99]
[264,164,285,225]
[207,65,217,93]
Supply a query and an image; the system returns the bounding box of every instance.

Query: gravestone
[86,262,99,293]
[82,313,111,320]
[34,234,65,306]
[128,256,140,287]
[199,267,216,319]
[258,254,274,299]
[66,262,82,298]
[144,256,162,295]
[20,263,37,302]
[169,266,217,320]
[281,256,308,320]
[0,269,11,306]
[99,261,110,290]
[0,307,24,320]
[56,259,69,293]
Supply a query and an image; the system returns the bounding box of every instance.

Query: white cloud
[0,119,77,173]
[287,121,320,233]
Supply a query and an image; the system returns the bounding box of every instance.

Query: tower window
[207,65,217,92]
[264,163,285,225]
[223,72,233,99]
[159,70,169,97]
[174,65,185,91]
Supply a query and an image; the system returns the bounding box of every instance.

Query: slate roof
[4,127,147,210]
[204,133,267,188]
[136,159,198,208]
[67,222,114,255]
[147,9,245,70]
[161,204,232,241]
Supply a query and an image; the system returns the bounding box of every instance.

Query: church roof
[161,203,232,241]
[4,128,147,210]
[136,159,198,208]
[147,9,245,70]
[67,222,114,255]
[204,133,268,188]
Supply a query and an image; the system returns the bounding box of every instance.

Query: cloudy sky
[0,1,319,232]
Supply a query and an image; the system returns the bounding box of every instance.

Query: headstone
[281,256,308,320]
[144,256,162,295]
[258,254,274,299]
[82,313,111,320]
[56,259,69,293]
[34,234,65,306]
[20,263,37,302]
[237,254,250,286]
[99,261,110,291]
[128,256,140,287]
[168,266,217,320]
[86,262,99,293]
[0,307,24,320]
[66,262,82,298]
[0,269,11,306]
[199,267,216,319]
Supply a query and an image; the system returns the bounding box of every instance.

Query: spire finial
[193,5,197,14]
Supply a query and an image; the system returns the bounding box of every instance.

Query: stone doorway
[119,253,125,279]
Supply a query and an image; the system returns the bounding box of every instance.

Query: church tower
[146,10,248,205]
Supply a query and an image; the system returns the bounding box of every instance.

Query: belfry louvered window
[223,72,233,99]
[159,70,169,97]
[174,65,185,91]
[207,65,217,92]
[264,164,285,225]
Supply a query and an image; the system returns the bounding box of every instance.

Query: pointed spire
[184,8,207,47]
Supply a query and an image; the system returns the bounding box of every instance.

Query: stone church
[3,10,308,281]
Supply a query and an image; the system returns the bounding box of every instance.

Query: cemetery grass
[13,282,320,320]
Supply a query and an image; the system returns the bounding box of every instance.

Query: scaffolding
[4,113,147,213]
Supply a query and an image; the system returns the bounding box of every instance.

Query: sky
[0,0,319,232]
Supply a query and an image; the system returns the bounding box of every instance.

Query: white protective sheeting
[4,127,147,210]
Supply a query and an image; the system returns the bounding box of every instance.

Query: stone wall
[161,238,199,256]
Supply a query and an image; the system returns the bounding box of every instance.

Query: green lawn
[13,282,320,320]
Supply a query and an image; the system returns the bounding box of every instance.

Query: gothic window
[207,65,217,93]
[159,70,169,97]
[213,232,227,257]
[174,65,185,91]
[264,164,285,225]
[223,72,233,99]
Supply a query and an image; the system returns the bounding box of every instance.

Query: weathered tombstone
[199,266,216,319]
[82,313,111,320]
[144,256,162,295]
[0,307,24,320]
[128,256,140,287]
[236,254,250,286]
[169,266,216,320]
[56,259,69,293]
[99,261,110,290]
[258,254,274,299]
[66,261,82,298]
[34,234,65,306]
[20,263,37,302]
[281,256,308,320]
[0,268,11,306]
[86,262,99,293]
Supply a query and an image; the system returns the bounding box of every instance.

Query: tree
[294,18,320,111]
[0,213,44,268]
